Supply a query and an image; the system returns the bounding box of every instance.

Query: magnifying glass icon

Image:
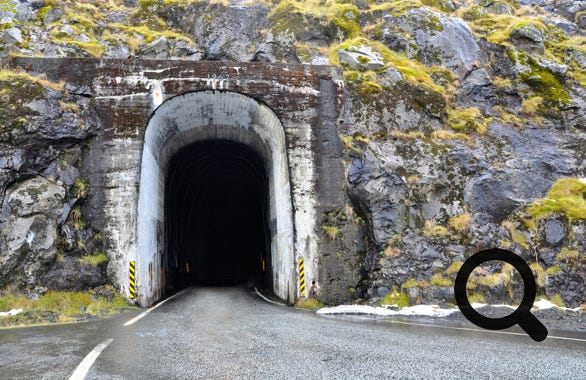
[454,248,548,342]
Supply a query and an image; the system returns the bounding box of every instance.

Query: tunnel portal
[137,90,298,306]
[165,140,270,290]
[10,59,350,307]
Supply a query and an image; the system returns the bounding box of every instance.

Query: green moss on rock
[527,178,586,224]
[508,49,571,111]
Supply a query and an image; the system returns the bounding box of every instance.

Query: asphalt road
[1,286,584,379]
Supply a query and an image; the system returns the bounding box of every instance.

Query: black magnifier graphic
[454,248,548,342]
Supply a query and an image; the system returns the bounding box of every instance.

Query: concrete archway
[137,90,295,306]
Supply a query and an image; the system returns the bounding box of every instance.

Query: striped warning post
[298,257,306,297]
[129,261,136,299]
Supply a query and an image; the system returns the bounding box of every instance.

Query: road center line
[340,315,586,342]
[68,338,114,380]
[123,289,185,327]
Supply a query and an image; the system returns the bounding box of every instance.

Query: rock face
[339,45,385,70]
[0,68,107,295]
[349,151,409,244]
[383,8,480,78]
[0,0,584,308]
[0,177,64,287]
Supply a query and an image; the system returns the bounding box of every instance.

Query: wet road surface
[1,286,585,379]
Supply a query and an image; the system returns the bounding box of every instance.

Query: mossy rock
[507,49,571,112]
[268,1,316,41]
[0,76,45,140]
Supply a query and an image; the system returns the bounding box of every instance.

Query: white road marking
[68,338,114,380]
[123,289,185,327]
[338,315,586,342]
[254,287,286,306]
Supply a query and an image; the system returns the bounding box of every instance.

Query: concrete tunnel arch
[136,90,296,306]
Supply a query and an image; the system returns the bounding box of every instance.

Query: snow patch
[533,298,582,312]
[471,303,516,310]
[317,304,458,318]
[0,308,23,317]
[317,298,583,318]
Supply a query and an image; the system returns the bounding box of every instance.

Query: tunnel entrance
[137,90,296,306]
[165,140,270,290]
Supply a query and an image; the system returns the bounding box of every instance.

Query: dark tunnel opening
[164,139,270,293]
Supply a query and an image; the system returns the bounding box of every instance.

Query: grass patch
[69,205,86,230]
[0,69,65,92]
[343,69,382,96]
[545,265,561,275]
[431,130,471,141]
[59,101,80,113]
[321,225,340,241]
[557,247,583,263]
[493,105,526,127]
[295,298,324,310]
[63,40,105,57]
[492,76,512,88]
[0,290,133,327]
[502,220,530,249]
[269,0,361,40]
[373,0,452,16]
[478,274,500,287]
[521,96,543,115]
[401,278,430,289]
[339,132,370,151]
[466,292,485,303]
[108,23,189,43]
[423,220,449,238]
[527,178,586,227]
[448,107,491,134]
[529,262,545,287]
[446,261,463,276]
[549,294,565,307]
[390,130,425,140]
[73,177,89,199]
[79,253,108,266]
[460,10,546,45]
[448,214,472,233]
[381,288,409,308]
[430,273,452,287]
[383,244,400,258]
[330,37,445,95]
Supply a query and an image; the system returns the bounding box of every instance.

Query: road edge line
[123,289,186,327]
[68,338,114,380]
[254,287,286,306]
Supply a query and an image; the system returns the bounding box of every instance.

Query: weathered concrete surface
[8,57,355,306]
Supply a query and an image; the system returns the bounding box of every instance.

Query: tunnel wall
[9,58,350,307]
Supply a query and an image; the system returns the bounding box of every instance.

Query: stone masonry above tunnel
[9,58,352,306]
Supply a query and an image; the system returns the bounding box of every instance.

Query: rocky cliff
[0,0,584,307]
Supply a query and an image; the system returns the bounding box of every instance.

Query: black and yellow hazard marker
[129,261,136,299]
[186,261,190,274]
[298,257,306,297]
